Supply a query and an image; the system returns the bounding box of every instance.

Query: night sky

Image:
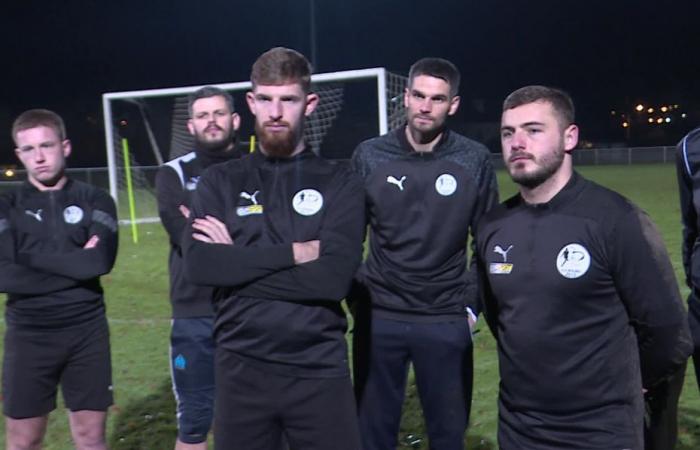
[3,1,700,166]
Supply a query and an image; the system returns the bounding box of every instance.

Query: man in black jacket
[155,86,242,450]
[478,85,691,449]
[350,57,498,450]
[1,109,118,450]
[183,47,364,450]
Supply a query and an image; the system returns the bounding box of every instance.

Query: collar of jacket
[250,146,317,165]
[514,171,586,211]
[395,124,451,156]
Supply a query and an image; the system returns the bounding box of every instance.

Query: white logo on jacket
[435,174,457,196]
[237,190,263,216]
[556,243,591,279]
[292,189,323,216]
[493,245,513,262]
[63,205,84,224]
[25,209,43,222]
[240,191,260,205]
[386,175,406,191]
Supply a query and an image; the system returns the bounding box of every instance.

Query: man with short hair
[0,109,118,450]
[183,47,364,450]
[477,85,691,449]
[155,86,242,450]
[351,57,498,450]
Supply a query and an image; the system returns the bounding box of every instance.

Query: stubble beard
[509,144,566,189]
[194,126,235,152]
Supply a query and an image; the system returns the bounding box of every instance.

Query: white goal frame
[102,67,400,204]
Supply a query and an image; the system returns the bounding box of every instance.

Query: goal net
[102,68,408,223]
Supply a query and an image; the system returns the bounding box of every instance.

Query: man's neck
[519,168,572,205]
[30,175,67,192]
[405,126,443,153]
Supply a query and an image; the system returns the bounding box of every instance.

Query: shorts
[2,317,113,419]
[170,317,215,444]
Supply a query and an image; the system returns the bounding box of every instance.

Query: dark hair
[187,86,235,118]
[251,47,312,93]
[12,109,67,143]
[408,57,461,98]
[503,85,575,127]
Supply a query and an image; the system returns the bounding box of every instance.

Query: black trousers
[353,308,473,450]
[214,350,360,450]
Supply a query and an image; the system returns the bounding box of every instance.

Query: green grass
[1,164,699,449]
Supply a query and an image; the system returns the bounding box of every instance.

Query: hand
[179,205,191,218]
[468,315,476,333]
[83,235,100,249]
[292,240,320,264]
[192,216,233,245]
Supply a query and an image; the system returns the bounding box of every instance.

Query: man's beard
[194,126,234,152]
[256,120,298,158]
[508,145,566,189]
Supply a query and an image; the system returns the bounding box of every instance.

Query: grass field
[1,163,699,449]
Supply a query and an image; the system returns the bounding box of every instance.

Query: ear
[448,95,461,116]
[187,119,195,136]
[62,139,72,158]
[563,124,579,151]
[403,87,410,108]
[231,112,241,131]
[246,91,257,116]
[304,92,319,117]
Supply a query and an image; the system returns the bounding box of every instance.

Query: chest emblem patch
[292,189,323,216]
[435,173,457,196]
[63,205,84,224]
[237,190,263,216]
[556,243,591,279]
[185,176,200,191]
[490,244,514,274]
[386,175,406,191]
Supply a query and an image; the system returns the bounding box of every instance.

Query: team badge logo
[236,190,263,216]
[185,176,200,191]
[490,244,514,274]
[292,189,323,216]
[63,205,84,224]
[556,243,591,279]
[435,174,457,196]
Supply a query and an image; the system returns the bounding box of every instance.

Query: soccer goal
[102,67,408,223]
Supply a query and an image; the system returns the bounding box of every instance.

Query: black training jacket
[476,172,691,449]
[183,149,365,377]
[351,127,498,322]
[0,180,118,329]
[156,147,243,318]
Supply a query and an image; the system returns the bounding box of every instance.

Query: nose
[419,98,432,113]
[34,148,46,162]
[269,99,283,121]
[510,130,526,149]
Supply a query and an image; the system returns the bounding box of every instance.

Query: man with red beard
[477,85,691,449]
[155,86,242,450]
[183,47,364,450]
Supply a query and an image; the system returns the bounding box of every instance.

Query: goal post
[102,67,407,221]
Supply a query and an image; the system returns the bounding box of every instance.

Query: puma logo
[386,175,406,191]
[493,245,513,262]
[25,209,43,222]
[240,191,260,205]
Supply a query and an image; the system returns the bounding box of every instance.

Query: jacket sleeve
[156,165,188,248]
[466,153,500,316]
[0,199,80,294]
[676,139,697,289]
[610,207,693,388]
[183,169,296,286]
[235,171,366,302]
[17,190,119,280]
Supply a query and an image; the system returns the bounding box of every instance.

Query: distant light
[674,104,680,109]
[648,118,654,123]
[657,118,664,124]
[119,119,128,126]
[665,117,671,123]
[610,110,616,115]
[622,121,629,128]
[660,106,668,112]
[4,169,15,178]
[682,113,688,118]
[635,104,644,112]
[647,107,654,114]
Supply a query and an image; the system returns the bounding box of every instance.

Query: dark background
[3,0,700,166]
